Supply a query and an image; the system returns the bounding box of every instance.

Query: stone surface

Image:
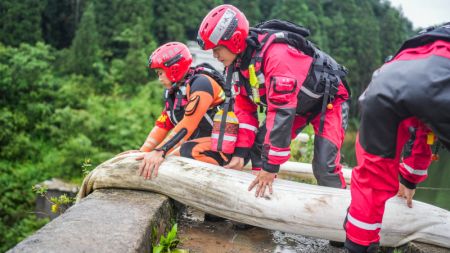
[8,189,173,253]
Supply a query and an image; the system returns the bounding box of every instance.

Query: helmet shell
[149,42,193,82]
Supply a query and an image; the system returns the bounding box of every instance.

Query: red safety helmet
[197,4,249,54]
[148,42,193,83]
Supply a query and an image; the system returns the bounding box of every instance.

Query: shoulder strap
[164,88,179,125]
[217,64,235,150]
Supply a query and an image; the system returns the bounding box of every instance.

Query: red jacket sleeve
[399,119,432,187]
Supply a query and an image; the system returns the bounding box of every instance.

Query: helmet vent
[222,18,238,40]
[164,53,182,67]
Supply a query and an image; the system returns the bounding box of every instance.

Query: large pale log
[246,161,353,184]
[78,154,450,249]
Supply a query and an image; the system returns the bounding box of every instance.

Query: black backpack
[244,19,351,132]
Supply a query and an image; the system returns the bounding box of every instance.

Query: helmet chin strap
[168,77,186,94]
[167,82,179,95]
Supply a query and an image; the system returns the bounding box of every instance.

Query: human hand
[248,170,277,197]
[397,183,416,208]
[224,156,245,170]
[136,150,165,179]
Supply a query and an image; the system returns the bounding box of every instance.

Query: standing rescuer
[197,4,351,198]
[344,23,450,253]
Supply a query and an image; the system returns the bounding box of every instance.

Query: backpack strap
[217,64,235,151]
[164,87,182,125]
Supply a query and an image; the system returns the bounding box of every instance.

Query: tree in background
[375,1,414,59]
[227,0,262,25]
[323,0,382,111]
[152,0,221,43]
[66,2,101,77]
[260,0,277,21]
[109,18,157,93]
[41,0,84,49]
[270,0,327,46]
[0,0,45,46]
[94,0,154,59]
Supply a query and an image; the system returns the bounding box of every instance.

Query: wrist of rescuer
[399,174,417,189]
[233,147,251,158]
[263,161,280,173]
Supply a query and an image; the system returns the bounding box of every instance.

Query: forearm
[399,123,432,187]
[140,126,169,152]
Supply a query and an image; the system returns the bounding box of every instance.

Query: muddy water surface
[177,213,347,253]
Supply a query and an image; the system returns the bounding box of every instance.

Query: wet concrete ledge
[7,189,173,253]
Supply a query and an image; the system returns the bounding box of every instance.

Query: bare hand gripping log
[77,154,450,248]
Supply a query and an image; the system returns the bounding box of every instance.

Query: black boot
[329,240,345,247]
[345,238,379,253]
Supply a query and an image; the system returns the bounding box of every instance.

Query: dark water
[341,132,450,211]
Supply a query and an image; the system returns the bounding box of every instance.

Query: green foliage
[31,186,75,214]
[41,0,84,49]
[153,223,188,253]
[81,158,93,175]
[228,0,262,25]
[66,3,101,76]
[0,41,163,250]
[108,19,157,94]
[94,0,154,59]
[31,185,48,197]
[0,161,49,252]
[0,0,45,46]
[49,194,76,214]
[153,0,221,42]
[0,215,49,251]
[289,125,315,163]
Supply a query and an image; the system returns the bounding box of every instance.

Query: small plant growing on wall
[152,223,189,253]
[32,185,75,214]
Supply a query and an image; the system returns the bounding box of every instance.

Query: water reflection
[415,152,450,210]
[341,132,450,211]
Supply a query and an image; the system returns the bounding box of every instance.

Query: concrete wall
[8,189,173,253]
